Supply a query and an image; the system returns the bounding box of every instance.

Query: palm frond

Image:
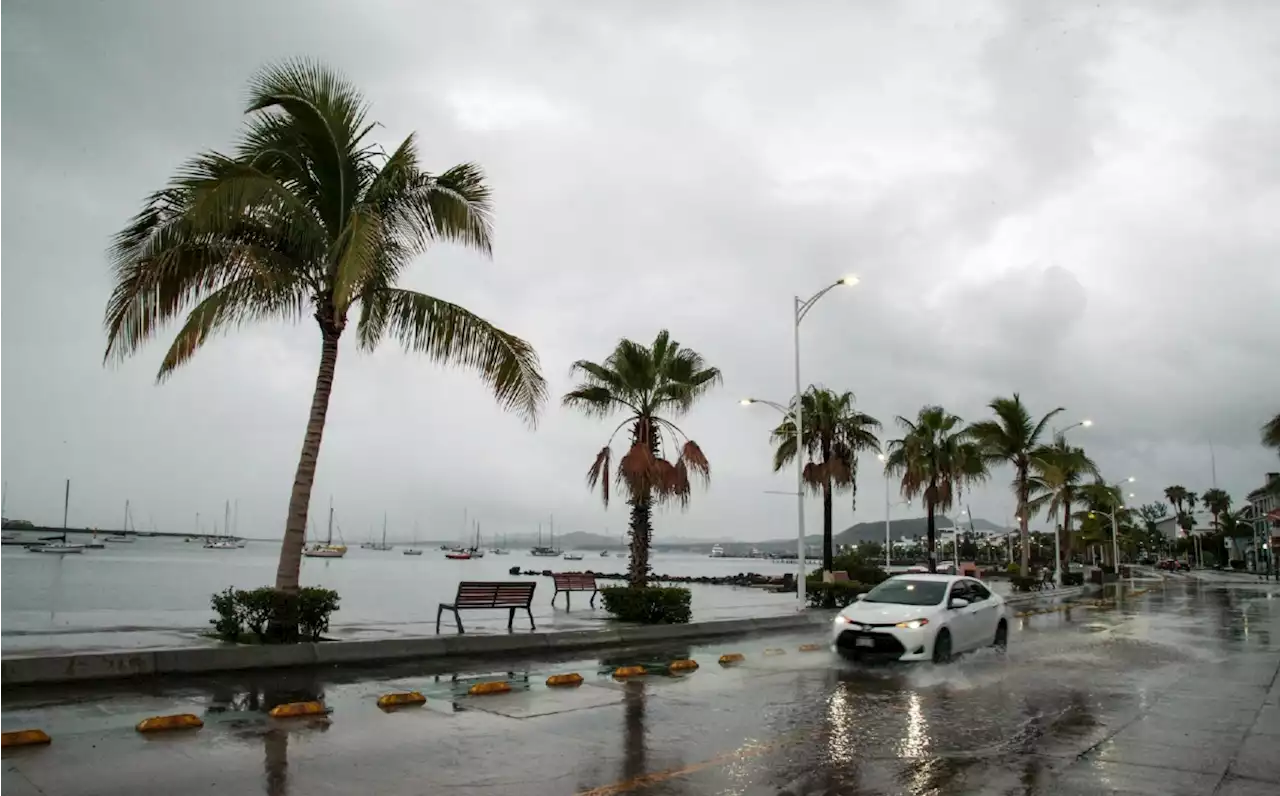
[156,273,307,380]
[372,288,546,425]
[586,446,611,506]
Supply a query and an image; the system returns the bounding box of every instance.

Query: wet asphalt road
[4,578,1280,795]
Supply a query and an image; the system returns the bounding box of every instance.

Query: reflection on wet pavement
[4,579,1280,795]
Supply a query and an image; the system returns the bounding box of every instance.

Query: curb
[1,612,835,687]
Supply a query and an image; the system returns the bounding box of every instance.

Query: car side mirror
[854,593,867,601]
[949,597,970,609]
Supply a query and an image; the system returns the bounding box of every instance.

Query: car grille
[836,629,906,657]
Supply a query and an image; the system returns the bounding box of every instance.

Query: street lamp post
[742,275,858,609]
[1050,419,1092,587]
[740,397,806,607]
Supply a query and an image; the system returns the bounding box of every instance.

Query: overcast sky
[3,0,1277,543]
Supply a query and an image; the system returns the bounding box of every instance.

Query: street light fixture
[741,396,807,606]
[876,453,911,571]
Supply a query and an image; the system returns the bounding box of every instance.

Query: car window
[862,579,948,606]
[948,582,971,603]
[966,580,991,601]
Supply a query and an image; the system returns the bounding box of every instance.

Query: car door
[946,581,979,651]
[960,579,999,648]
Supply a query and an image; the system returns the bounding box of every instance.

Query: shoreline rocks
[508,565,795,590]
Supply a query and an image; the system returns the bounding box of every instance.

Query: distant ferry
[709,544,725,558]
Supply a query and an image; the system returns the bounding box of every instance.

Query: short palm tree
[1163,485,1189,516]
[563,331,721,587]
[882,406,987,573]
[1076,480,1128,566]
[103,61,546,635]
[770,387,881,572]
[966,394,1063,576]
[1028,435,1099,574]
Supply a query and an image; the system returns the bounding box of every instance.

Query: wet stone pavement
[4,579,1280,795]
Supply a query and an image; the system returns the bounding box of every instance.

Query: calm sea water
[1,537,802,652]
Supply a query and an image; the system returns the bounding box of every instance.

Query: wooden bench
[436,581,536,634]
[551,573,598,609]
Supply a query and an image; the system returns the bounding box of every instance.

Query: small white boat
[303,545,345,558]
[403,548,424,556]
[563,551,584,561]
[489,548,510,555]
[600,550,610,557]
[709,544,725,558]
[204,539,238,549]
[32,542,85,554]
[106,536,134,543]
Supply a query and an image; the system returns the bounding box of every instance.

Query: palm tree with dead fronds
[563,331,721,587]
[770,386,881,573]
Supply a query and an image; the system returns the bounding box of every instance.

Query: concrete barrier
[2,651,158,684]
[1,610,828,686]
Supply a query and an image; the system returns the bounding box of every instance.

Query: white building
[1154,509,1215,540]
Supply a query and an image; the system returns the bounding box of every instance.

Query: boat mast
[382,513,387,547]
[327,497,334,545]
[223,500,230,540]
[63,479,71,542]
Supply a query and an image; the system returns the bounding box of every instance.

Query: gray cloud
[3,0,1277,542]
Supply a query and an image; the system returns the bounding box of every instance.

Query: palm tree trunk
[822,479,834,573]
[627,495,653,588]
[1062,496,1073,574]
[1018,464,1030,576]
[625,418,658,588]
[270,324,341,641]
[926,498,937,574]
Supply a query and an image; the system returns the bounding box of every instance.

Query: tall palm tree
[1028,435,1099,574]
[966,394,1064,576]
[1202,488,1231,531]
[882,406,987,573]
[1076,480,1129,567]
[770,386,881,572]
[1163,485,1189,517]
[103,61,546,636]
[563,331,721,587]
[1183,491,1200,532]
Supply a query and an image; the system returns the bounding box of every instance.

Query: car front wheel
[993,620,1008,651]
[932,629,952,664]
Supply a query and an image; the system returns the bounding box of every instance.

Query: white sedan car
[831,574,1008,663]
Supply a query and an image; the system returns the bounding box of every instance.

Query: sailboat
[445,511,472,558]
[469,520,485,558]
[403,521,424,556]
[204,501,239,549]
[367,514,393,551]
[106,500,136,543]
[32,480,85,554]
[530,515,562,556]
[303,499,346,558]
[489,534,510,555]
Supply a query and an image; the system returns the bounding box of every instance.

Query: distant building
[1154,509,1216,540]
[1246,473,1280,569]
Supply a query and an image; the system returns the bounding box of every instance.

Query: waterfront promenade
[4,578,1278,795]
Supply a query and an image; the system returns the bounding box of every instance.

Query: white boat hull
[32,544,85,554]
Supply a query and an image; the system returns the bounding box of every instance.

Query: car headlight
[895,618,929,629]
[834,615,854,624]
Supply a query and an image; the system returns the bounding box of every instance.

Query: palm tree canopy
[966,393,1064,484]
[562,330,721,506]
[103,59,545,423]
[770,386,881,490]
[1202,488,1231,516]
[1027,437,1100,519]
[1263,413,1280,452]
[882,405,987,511]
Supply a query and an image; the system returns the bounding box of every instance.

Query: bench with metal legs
[436,581,537,634]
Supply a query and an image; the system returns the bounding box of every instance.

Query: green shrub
[209,586,341,643]
[600,586,692,624]
[298,587,340,641]
[1009,576,1040,593]
[805,580,867,609]
[210,587,244,640]
[1006,561,1021,575]
[817,553,890,586]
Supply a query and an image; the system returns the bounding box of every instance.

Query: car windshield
[861,579,948,606]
